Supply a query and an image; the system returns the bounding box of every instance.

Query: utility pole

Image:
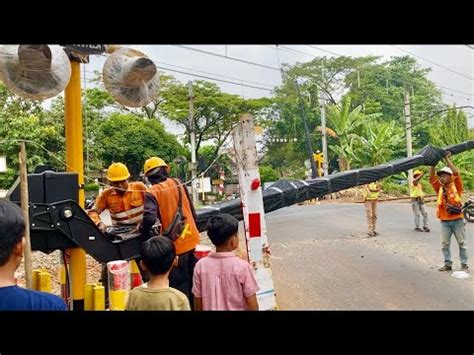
[295,80,318,179]
[19,141,33,289]
[320,76,329,176]
[404,90,413,194]
[188,81,198,205]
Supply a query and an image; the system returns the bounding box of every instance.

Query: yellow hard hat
[144,157,169,175]
[414,170,423,176]
[107,162,130,182]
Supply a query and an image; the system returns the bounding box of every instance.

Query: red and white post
[233,114,276,310]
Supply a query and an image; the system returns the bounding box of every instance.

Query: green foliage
[160,79,268,165]
[197,144,233,180]
[259,165,279,185]
[354,120,405,167]
[95,114,185,178]
[326,96,382,170]
[84,182,100,192]
[0,83,65,189]
[428,106,469,146]
[380,179,408,196]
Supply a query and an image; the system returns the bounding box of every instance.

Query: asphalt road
[266,201,474,310]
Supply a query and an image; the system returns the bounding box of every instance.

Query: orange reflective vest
[430,172,464,221]
[88,182,148,226]
[149,179,200,255]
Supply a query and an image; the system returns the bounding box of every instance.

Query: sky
[83,45,474,132]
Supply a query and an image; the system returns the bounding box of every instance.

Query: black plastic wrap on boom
[195,141,474,231]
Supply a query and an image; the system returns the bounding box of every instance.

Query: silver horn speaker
[0,45,71,100]
[102,47,159,107]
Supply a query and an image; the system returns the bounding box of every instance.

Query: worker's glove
[98,222,107,233]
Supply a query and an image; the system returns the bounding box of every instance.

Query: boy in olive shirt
[126,236,190,311]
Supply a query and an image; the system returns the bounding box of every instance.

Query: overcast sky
[85,45,474,131]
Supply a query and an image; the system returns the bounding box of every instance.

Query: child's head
[206,214,239,250]
[0,200,25,270]
[140,236,177,276]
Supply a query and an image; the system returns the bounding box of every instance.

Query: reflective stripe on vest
[437,183,462,207]
[110,205,144,220]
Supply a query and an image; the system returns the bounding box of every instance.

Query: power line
[276,45,473,104]
[87,66,275,93]
[0,138,226,193]
[392,45,474,82]
[174,45,282,72]
[305,45,474,99]
[157,61,275,89]
[407,105,474,131]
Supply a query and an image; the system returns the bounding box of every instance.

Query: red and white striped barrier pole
[233,114,276,310]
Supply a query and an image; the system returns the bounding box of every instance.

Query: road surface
[266,201,474,310]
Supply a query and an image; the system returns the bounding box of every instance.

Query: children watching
[192,214,259,311]
[126,236,190,310]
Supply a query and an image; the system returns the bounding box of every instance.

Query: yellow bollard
[84,284,94,311]
[38,272,52,293]
[32,269,41,290]
[109,290,128,311]
[32,268,48,290]
[93,286,105,311]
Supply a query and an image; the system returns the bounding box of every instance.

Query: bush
[259,165,279,185]
[84,183,100,192]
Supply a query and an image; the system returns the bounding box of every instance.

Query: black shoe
[438,264,452,271]
[423,227,431,232]
[461,264,469,271]
[414,227,423,232]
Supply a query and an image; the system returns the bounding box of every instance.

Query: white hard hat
[437,167,453,176]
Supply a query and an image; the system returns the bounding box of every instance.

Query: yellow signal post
[313,152,324,177]
[65,60,86,311]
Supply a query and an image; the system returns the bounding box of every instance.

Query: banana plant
[327,96,381,170]
[355,120,404,167]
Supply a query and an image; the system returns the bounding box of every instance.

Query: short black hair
[146,167,169,184]
[140,236,176,275]
[206,214,239,247]
[0,199,25,266]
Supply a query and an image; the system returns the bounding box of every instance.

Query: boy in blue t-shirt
[0,199,67,311]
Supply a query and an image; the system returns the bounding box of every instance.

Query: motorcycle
[463,196,474,223]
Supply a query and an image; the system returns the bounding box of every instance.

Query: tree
[95,114,185,178]
[428,106,472,189]
[326,96,382,171]
[0,83,64,189]
[161,80,269,165]
[354,120,405,167]
[259,165,279,185]
[197,144,232,179]
[280,55,379,105]
[345,55,443,149]
[428,106,469,146]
